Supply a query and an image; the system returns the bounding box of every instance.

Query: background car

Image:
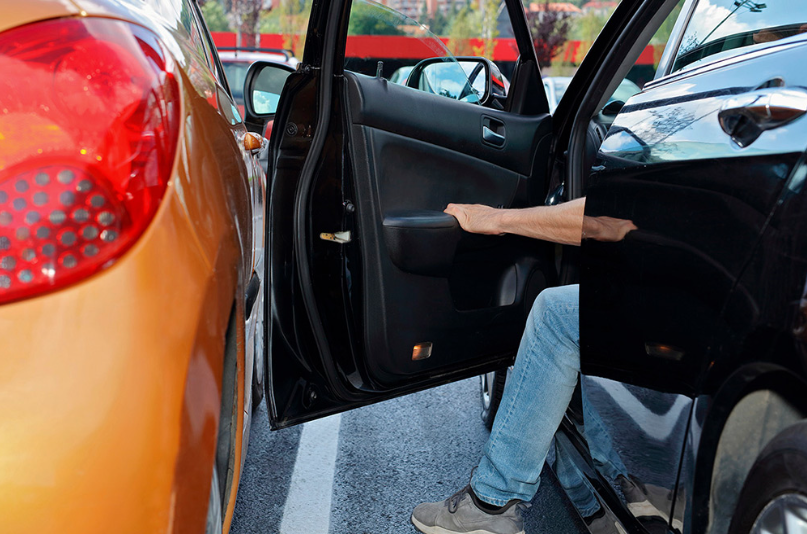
[0,0,265,532]
[542,76,571,113]
[543,76,641,114]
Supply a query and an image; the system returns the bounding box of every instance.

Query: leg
[410,285,580,534]
[581,380,629,482]
[471,284,581,506]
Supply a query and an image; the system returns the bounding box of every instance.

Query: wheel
[251,291,265,411]
[204,464,222,534]
[480,367,510,431]
[728,421,807,534]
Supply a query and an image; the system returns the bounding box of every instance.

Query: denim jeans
[551,381,629,518]
[471,284,581,506]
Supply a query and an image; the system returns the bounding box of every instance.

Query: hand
[444,204,503,235]
[582,216,637,242]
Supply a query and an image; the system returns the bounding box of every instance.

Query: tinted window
[222,62,249,104]
[673,0,807,72]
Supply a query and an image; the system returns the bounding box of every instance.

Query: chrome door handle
[718,88,807,147]
[483,126,505,147]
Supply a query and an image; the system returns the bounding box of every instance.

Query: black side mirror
[244,61,296,133]
[601,99,626,117]
[406,57,503,106]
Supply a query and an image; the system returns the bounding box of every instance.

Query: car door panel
[347,74,548,175]
[573,34,807,531]
[266,63,556,426]
[581,40,807,396]
[336,73,555,386]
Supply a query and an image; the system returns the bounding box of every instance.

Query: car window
[602,1,685,102]
[222,61,249,102]
[343,0,512,105]
[672,0,807,73]
[527,1,685,114]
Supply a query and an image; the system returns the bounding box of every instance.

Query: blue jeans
[471,284,581,506]
[551,381,629,517]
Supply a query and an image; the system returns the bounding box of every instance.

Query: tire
[480,367,510,431]
[251,291,265,411]
[205,464,222,534]
[728,420,807,534]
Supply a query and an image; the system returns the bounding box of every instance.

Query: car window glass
[257,0,313,60]
[343,0,512,104]
[673,0,807,73]
[529,1,665,112]
[528,1,619,76]
[540,0,684,113]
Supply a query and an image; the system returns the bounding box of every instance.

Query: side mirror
[601,99,626,117]
[244,61,296,133]
[406,57,505,106]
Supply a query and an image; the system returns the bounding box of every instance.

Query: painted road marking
[280,414,342,534]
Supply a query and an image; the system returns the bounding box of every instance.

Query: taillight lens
[0,18,180,304]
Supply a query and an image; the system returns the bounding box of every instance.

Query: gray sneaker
[410,485,527,534]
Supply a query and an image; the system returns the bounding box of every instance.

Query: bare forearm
[445,197,636,244]
[495,198,586,245]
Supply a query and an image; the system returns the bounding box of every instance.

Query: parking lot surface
[231,378,587,534]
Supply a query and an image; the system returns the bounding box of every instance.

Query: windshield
[673,0,807,73]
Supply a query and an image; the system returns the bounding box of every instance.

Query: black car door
[581,0,807,396]
[263,0,651,429]
[577,3,807,530]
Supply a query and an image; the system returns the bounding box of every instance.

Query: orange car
[0,1,268,532]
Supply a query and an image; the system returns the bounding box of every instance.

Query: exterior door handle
[482,125,505,147]
[718,88,807,147]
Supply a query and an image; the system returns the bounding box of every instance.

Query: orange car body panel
[0,0,263,532]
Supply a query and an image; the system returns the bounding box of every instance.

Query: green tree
[418,3,450,36]
[477,0,501,58]
[348,2,405,35]
[447,5,481,56]
[570,10,610,42]
[259,10,279,33]
[650,2,683,45]
[273,0,313,57]
[201,1,231,32]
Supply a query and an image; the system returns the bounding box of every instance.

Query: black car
[241,0,807,532]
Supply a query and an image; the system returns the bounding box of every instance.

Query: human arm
[444,197,636,245]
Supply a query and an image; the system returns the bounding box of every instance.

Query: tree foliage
[228,0,263,46]
[527,0,572,67]
[348,2,405,35]
[447,5,480,56]
[201,1,231,32]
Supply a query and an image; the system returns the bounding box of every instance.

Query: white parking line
[280,414,342,534]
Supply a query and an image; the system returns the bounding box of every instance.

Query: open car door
[254,0,652,429]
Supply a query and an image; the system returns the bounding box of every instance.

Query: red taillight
[0,18,180,304]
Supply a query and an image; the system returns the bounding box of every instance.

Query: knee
[524,284,580,347]
[529,285,579,323]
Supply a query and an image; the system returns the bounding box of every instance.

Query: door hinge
[319,231,351,244]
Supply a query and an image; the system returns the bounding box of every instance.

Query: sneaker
[410,485,527,534]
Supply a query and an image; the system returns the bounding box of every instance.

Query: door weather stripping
[319,231,351,244]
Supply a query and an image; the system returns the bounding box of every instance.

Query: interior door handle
[718,88,807,147]
[483,125,505,147]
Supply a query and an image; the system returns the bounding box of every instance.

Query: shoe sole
[410,514,525,534]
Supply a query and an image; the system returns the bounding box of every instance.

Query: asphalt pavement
[231,377,587,534]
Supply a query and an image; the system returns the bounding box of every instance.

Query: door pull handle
[483,125,505,147]
[718,88,807,147]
